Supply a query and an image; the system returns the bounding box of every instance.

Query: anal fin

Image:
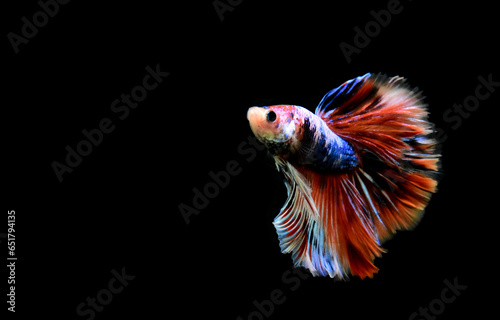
[274,156,385,279]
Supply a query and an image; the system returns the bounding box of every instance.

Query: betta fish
[247,73,440,279]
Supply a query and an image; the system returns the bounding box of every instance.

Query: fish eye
[266,111,277,122]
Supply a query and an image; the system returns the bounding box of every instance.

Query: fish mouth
[247,106,266,121]
[247,106,269,138]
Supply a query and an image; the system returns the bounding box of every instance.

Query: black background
[4,0,498,319]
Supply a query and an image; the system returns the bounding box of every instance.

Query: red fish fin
[273,157,384,279]
[316,73,439,167]
[316,73,440,239]
[355,161,437,242]
[298,167,385,279]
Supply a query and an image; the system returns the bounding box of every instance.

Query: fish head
[247,105,297,155]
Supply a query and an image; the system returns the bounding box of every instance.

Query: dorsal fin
[315,73,374,119]
[316,73,439,169]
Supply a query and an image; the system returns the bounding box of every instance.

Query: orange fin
[273,157,384,279]
[316,73,439,168]
[316,73,440,238]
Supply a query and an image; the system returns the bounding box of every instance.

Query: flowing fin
[274,157,386,279]
[273,157,343,278]
[316,73,439,169]
[316,73,440,242]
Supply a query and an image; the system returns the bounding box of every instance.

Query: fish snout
[247,107,270,137]
[247,106,266,122]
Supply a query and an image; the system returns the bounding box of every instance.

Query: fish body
[247,73,440,279]
[247,105,358,172]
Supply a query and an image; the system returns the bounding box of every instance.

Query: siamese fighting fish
[247,73,440,279]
